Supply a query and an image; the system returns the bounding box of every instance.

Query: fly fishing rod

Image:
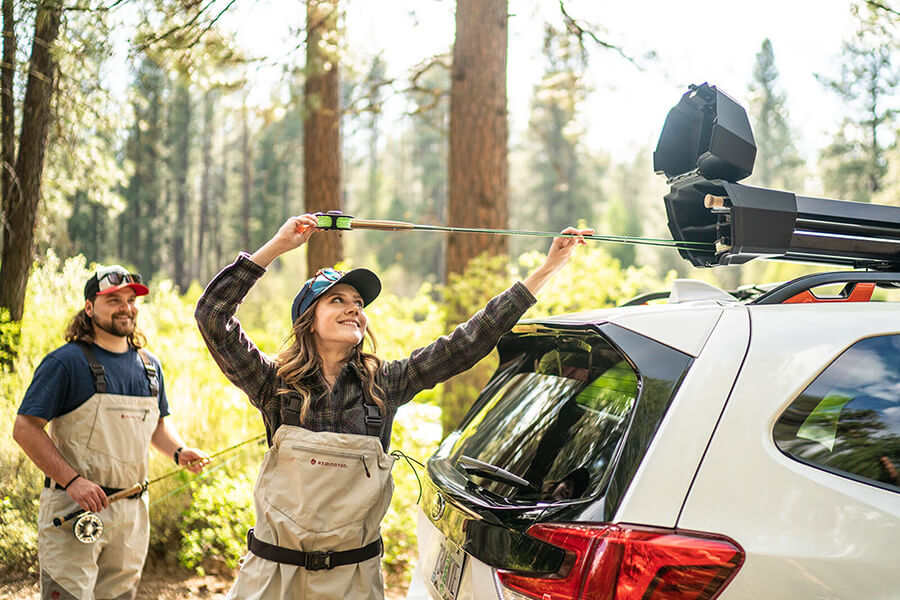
[304,211,715,252]
[53,433,266,543]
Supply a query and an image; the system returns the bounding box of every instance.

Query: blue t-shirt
[18,343,169,421]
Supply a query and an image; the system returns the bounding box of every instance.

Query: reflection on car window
[448,335,639,502]
[774,334,900,492]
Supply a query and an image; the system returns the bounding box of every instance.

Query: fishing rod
[305,211,715,251]
[53,433,266,543]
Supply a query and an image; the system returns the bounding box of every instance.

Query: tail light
[496,523,744,600]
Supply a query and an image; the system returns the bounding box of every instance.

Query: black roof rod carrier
[653,82,900,271]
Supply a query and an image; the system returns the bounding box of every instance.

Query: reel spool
[73,512,103,544]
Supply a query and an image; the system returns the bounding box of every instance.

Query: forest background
[0,0,898,595]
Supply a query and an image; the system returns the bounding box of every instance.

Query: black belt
[247,528,382,571]
[44,476,143,499]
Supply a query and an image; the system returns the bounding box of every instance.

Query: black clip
[304,550,333,570]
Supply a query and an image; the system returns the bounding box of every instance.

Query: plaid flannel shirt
[195,253,536,450]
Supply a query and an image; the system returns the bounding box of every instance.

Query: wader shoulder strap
[364,401,383,438]
[280,394,302,427]
[76,342,107,394]
[278,386,382,437]
[136,349,159,397]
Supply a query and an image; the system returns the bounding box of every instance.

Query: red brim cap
[96,282,150,297]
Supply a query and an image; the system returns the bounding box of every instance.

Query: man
[12,264,209,600]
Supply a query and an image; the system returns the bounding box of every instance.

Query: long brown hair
[275,300,386,425]
[64,306,147,349]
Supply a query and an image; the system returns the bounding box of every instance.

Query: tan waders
[38,344,159,600]
[226,425,396,600]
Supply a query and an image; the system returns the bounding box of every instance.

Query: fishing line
[309,211,715,252]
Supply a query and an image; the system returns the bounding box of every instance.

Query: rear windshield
[447,333,640,502]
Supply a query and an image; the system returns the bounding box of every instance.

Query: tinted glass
[448,334,639,501]
[774,335,900,492]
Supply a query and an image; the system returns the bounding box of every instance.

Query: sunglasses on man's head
[97,270,142,292]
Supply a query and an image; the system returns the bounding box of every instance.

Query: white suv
[407,84,900,600]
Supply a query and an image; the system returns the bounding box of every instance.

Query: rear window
[774,334,900,492]
[443,326,689,505]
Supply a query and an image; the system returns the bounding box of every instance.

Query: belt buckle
[305,550,333,571]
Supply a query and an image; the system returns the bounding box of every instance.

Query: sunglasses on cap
[97,270,143,293]
[291,268,345,310]
[85,264,150,299]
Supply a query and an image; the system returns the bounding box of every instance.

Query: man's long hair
[64,306,146,349]
[275,301,386,425]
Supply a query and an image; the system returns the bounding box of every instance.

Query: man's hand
[177,447,210,474]
[67,477,109,513]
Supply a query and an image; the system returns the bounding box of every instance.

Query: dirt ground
[0,566,409,599]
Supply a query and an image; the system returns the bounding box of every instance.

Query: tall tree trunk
[442,0,509,436]
[172,81,191,292]
[0,0,62,324]
[241,100,251,251]
[304,0,342,273]
[196,89,213,282]
[1,0,15,255]
[446,0,508,279]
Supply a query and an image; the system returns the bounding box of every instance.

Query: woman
[195,214,592,600]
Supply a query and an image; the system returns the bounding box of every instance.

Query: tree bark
[1,0,15,253]
[446,0,509,280]
[196,89,213,282]
[172,81,191,292]
[304,0,342,273]
[0,0,62,322]
[241,100,251,251]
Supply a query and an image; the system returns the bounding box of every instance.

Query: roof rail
[655,83,900,271]
[750,271,900,305]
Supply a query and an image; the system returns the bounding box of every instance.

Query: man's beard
[92,311,135,338]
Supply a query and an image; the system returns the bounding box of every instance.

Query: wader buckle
[305,550,334,570]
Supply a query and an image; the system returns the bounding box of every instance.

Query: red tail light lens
[496,523,744,600]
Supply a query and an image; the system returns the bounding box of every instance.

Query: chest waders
[38,343,160,600]
[226,397,396,600]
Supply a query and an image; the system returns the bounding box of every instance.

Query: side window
[773,335,900,492]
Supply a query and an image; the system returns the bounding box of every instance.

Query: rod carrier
[654,83,900,271]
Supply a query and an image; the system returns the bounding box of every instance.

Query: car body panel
[611,305,750,526]
[678,304,900,599]
[523,302,727,357]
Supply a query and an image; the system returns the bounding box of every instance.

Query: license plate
[430,537,466,600]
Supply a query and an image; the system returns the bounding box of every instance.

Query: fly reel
[73,512,104,544]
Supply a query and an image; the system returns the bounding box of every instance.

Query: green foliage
[382,403,442,586]
[517,243,666,317]
[0,309,21,367]
[0,495,39,578]
[177,470,256,574]
[817,4,900,201]
[437,254,511,435]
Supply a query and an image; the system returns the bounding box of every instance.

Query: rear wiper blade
[458,455,536,491]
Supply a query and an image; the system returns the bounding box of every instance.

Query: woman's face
[311,283,368,351]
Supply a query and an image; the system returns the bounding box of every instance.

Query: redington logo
[309,458,348,469]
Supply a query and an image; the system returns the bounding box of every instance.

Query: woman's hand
[544,226,594,273]
[250,214,319,268]
[522,226,593,295]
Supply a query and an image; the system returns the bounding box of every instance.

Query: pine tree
[818,4,899,202]
[746,38,804,191]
